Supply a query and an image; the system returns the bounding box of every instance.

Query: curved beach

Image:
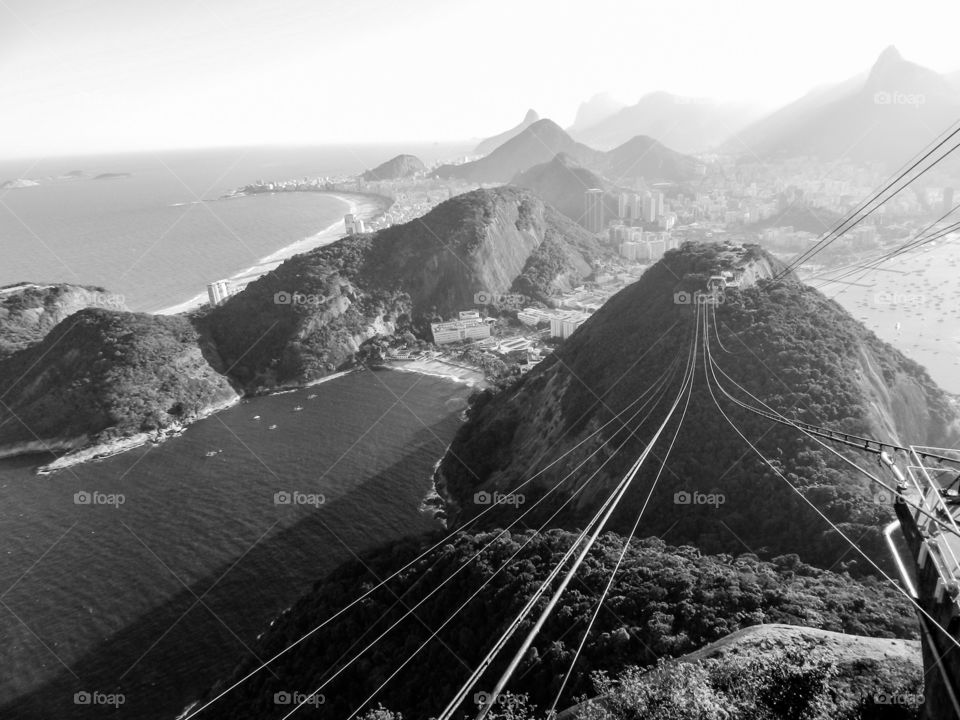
[154,192,389,315]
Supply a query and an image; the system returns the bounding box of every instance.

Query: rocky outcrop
[361,154,426,181]
[0,282,127,359]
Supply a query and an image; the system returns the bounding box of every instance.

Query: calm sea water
[0,144,469,311]
[0,368,471,719]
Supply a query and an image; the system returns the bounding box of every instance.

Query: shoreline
[153,192,391,316]
[35,394,242,475]
[386,357,488,388]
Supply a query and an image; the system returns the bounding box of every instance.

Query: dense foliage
[438,242,958,572]
[198,529,916,720]
[0,308,234,446]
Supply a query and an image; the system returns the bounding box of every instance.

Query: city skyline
[2,0,960,158]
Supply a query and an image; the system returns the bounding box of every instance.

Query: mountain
[0,282,127,360]
[0,309,237,459]
[361,154,426,182]
[194,529,916,720]
[436,119,602,184]
[573,91,761,153]
[512,153,618,226]
[202,187,610,391]
[569,92,625,133]
[728,46,960,167]
[474,109,540,156]
[599,134,703,185]
[436,241,960,570]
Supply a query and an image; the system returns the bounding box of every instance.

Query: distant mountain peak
[523,109,540,123]
[876,45,903,65]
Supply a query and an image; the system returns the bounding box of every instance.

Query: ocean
[0,144,474,718]
[0,368,472,719]
[0,144,469,312]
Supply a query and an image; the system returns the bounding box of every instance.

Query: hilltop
[0,309,237,460]
[727,46,960,167]
[512,153,618,226]
[474,109,541,156]
[193,529,916,719]
[441,120,699,188]
[201,187,610,391]
[0,282,127,360]
[361,154,426,181]
[600,134,702,185]
[437,119,602,184]
[436,241,960,570]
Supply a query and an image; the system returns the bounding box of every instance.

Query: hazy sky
[2,0,959,158]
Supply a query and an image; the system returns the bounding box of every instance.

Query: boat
[205,449,221,457]
[268,424,278,430]
[293,406,304,412]
[307,394,317,400]
[253,415,261,420]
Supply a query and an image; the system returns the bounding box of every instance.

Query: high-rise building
[585,189,605,233]
[944,187,955,215]
[655,191,665,218]
[641,191,656,223]
[618,193,629,219]
[206,280,232,307]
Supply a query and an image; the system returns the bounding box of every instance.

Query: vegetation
[198,529,916,720]
[438,242,958,572]
[0,308,235,447]
[202,188,607,390]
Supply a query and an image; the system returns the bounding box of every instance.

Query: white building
[430,318,492,345]
[207,279,233,306]
[344,214,365,234]
[549,311,589,340]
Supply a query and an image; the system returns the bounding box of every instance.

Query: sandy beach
[388,357,488,388]
[154,193,388,315]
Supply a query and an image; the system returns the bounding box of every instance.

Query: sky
[2,0,959,159]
